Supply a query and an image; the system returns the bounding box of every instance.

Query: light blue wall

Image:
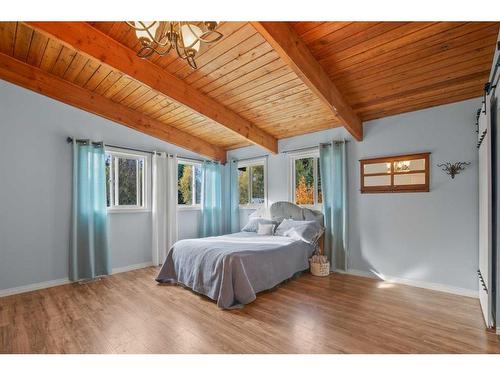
[0,80,202,290]
[229,97,481,291]
[0,78,482,293]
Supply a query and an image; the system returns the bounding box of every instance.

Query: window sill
[177,205,201,211]
[239,205,264,210]
[107,208,151,214]
[295,204,323,210]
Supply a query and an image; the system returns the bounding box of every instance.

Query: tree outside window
[292,153,322,207]
[178,162,202,206]
[238,160,266,206]
[105,150,147,211]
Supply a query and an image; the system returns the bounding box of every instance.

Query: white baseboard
[111,261,153,274]
[1,263,477,300]
[0,261,154,298]
[0,277,71,298]
[336,269,478,298]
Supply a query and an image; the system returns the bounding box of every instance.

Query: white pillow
[275,218,299,236]
[257,223,275,235]
[242,218,277,232]
[275,219,323,244]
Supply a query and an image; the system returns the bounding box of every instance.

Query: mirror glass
[393,158,425,173]
[364,162,391,175]
[364,175,391,187]
[394,173,425,185]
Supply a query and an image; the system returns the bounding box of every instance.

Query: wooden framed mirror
[360,152,430,193]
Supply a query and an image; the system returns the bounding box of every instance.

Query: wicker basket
[310,260,330,277]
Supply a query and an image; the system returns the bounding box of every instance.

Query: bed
[156,201,324,309]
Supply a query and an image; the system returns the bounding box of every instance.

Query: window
[105,149,149,211]
[238,158,267,207]
[360,152,430,193]
[290,151,322,207]
[177,160,202,208]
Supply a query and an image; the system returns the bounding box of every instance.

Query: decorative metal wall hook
[437,162,471,179]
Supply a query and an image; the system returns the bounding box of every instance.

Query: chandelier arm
[125,21,160,32]
[137,37,173,59]
[198,30,224,43]
[174,41,198,69]
[174,37,187,60]
[126,21,161,43]
[150,37,173,48]
[127,21,220,69]
[137,45,156,59]
[181,24,223,49]
[187,55,197,69]
[150,44,174,57]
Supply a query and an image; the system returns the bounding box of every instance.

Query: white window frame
[288,149,322,209]
[237,157,268,209]
[106,147,150,213]
[177,158,202,211]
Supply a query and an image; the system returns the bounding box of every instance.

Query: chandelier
[126,21,223,69]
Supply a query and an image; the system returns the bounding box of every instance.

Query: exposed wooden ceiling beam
[0,52,227,162]
[25,22,278,153]
[252,22,363,141]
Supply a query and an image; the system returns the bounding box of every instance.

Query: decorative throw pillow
[257,223,275,235]
[275,219,323,244]
[241,218,277,232]
[274,218,297,236]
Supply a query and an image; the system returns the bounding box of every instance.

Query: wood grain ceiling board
[0,52,226,160]
[0,22,249,154]
[1,21,498,153]
[90,21,341,140]
[251,22,362,140]
[292,21,500,121]
[27,22,276,152]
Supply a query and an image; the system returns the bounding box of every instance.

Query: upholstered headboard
[269,201,324,227]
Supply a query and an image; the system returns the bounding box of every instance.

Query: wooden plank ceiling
[0,21,498,161]
[290,22,500,120]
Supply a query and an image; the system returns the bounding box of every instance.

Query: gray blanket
[156,232,314,309]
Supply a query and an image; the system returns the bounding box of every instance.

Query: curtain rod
[66,137,207,163]
[177,155,209,164]
[231,140,349,162]
[67,137,159,155]
[230,154,269,163]
[281,140,350,154]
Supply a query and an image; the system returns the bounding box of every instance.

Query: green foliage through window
[118,158,138,205]
[105,152,146,209]
[293,155,322,206]
[238,167,249,204]
[238,163,265,205]
[178,162,202,205]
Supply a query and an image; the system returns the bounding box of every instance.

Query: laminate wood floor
[1,267,499,353]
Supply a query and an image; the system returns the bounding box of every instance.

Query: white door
[478,105,492,328]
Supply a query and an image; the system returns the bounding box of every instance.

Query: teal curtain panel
[70,139,111,281]
[201,161,223,237]
[227,160,240,233]
[319,141,348,271]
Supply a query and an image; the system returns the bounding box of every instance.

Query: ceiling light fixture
[126,21,223,69]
